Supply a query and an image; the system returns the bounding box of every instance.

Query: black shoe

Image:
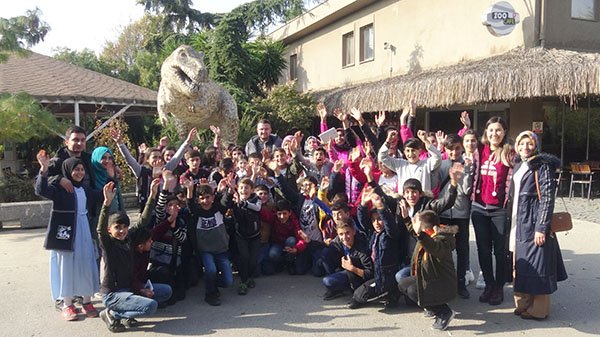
[479,285,493,303]
[100,309,126,333]
[488,286,504,306]
[348,299,362,309]
[383,297,399,309]
[458,285,471,299]
[287,264,296,275]
[431,310,455,331]
[323,290,344,301]
[123,318,139,328]
[205,293,221,306]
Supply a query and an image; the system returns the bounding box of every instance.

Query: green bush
[0,175,41,203]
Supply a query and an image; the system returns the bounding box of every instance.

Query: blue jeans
[323,270,350,292]
[102,290,157,320]
[257,243,274,276]
[295,242,325,276]
[395,265,411,283]
[152,283,173,304]
[268,236,297,262]
[200,252,233,295]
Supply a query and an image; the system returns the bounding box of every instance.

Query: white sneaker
[465,269,475,286]
[475,271,485,289]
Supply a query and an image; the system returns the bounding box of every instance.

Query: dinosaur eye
[180,51,187,58]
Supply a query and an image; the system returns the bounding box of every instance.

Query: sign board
[532,121,544,134]
[482,1,520,36]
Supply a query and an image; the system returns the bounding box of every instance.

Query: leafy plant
[251,82,316,137]
[0,92,68,143]
[0,175,40,202]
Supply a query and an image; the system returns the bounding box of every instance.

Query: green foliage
[232,0,307,35]
[137,0,219,33]
[53,47,112,75]
[0,175,40,203]
[0,8,50,62]
[250,82,316,138]
[0,92,67,143]
[246,38,287,91]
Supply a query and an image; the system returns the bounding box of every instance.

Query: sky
[1,0,253,56]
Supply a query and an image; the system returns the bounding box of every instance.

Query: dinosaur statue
[157,45,239,143]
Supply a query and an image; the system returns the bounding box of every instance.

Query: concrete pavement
[1,219,599,337]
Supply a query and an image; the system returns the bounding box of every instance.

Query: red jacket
[259,207,306,252]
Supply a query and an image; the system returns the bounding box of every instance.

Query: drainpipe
[535,0,546,47]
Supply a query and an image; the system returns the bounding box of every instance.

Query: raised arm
[97,182,116,239]
[110,128,142,178]
[317,102,329,133]
[165,128,196,171]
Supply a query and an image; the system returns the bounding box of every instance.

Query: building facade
[271,0,600,164]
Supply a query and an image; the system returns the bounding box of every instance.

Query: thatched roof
[314,47,600,111]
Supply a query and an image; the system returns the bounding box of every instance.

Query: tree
[250,83,316,138]
[0,92,67,143]
[53,47,112,76]
[0,8,50,62]
[137,0,219,33]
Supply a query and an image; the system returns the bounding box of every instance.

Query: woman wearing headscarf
[508,131,567,320]
[35,153,102,321]
[91,146,124,213]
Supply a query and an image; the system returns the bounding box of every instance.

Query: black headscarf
[62,157,85,188]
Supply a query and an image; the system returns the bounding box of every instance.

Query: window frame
[342,31,355,68]
[289,54,298,81]
[571,0,597,21]
[359,23,374,63]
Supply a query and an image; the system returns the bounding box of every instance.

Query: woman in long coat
[508,131,567,320]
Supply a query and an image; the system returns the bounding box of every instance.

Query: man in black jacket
[48,126,96,192]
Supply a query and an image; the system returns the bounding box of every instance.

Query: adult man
[245,119,282,155]
[48,126,96,192]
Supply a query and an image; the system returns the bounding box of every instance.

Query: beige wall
[544,0,600,50]
[278,0,536,92]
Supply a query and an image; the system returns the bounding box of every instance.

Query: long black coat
[508,153,567,295]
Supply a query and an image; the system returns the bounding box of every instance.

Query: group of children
[37,104,492,332]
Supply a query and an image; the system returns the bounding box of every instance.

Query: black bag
[43,211,76,251]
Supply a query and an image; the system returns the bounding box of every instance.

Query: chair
[554,168,565,198]
[569,163,595,200]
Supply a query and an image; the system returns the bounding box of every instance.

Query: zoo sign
[482,1,520,36]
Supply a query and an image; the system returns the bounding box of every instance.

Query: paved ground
[1,208,599,337]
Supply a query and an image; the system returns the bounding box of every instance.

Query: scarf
[61,157,84,188]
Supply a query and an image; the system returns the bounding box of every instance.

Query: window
[342,32,354,67]
[359,24,374,62]
[572,0,596,20]
[289,54,298,80]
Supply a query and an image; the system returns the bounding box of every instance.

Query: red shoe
[62,305,78,321]
[81,302,99,318]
